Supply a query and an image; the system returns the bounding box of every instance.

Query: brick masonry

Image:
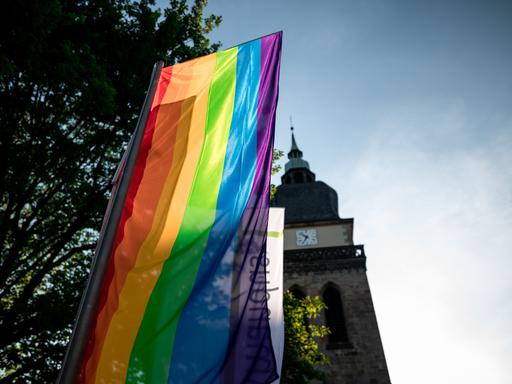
[284,246,391,384]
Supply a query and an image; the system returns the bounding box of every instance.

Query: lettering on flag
[267,207,285,383]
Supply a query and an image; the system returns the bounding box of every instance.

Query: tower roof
[273,122,341,223]
[290,131,300,152]
[285,126,310,172]
[271,181,340,224]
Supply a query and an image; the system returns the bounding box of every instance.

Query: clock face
[296,229,318,246]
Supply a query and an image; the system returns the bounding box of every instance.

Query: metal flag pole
[57,60,164,384]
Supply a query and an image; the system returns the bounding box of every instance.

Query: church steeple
[282,125,316,184]
[288,127,303,159]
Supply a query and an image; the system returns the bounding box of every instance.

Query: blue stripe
[168,40,261,383]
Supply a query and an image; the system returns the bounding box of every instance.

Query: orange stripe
[83,69,174,382]
[93,54,217,383]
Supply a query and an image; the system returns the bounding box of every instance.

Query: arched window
[323,285,349,346]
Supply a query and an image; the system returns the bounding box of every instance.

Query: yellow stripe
[267,230,284,238]
[94,54,217,383]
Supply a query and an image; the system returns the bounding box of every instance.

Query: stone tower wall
[284,251,390,384]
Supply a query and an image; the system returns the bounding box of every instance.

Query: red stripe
[78,68,172,383]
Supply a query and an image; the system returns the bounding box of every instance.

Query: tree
[0,1,220,381]
[271,149,285,199]
[281,291,330,383]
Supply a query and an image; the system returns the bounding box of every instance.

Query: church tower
[272,128,391,384]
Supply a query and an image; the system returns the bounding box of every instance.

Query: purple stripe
[221,32,282,384]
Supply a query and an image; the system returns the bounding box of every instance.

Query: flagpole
[57,60,164,384]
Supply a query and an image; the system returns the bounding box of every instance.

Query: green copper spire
[285,125,310,172]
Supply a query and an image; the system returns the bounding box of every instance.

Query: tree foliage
[270,149,284,199]
[281,291,330,384]
[0,1,220,381]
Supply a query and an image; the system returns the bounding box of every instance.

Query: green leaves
[282,291,330,384]
[270,149,284,199]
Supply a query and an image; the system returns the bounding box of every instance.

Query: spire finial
[283,117,312,177]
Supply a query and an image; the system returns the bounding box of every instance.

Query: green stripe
[267,230,283,238]
[126,48,238,383]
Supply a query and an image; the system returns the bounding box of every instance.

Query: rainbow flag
[80,32,282,383]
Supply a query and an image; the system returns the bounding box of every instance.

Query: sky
[161,0,512,382]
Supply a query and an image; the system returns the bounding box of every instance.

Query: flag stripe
[94,55,217,383]
[220,32,282,384]
[126,47,238,383]
[167,40,261,383]
[81,68,172,382]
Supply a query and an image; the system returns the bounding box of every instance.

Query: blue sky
[160,0,512,382]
